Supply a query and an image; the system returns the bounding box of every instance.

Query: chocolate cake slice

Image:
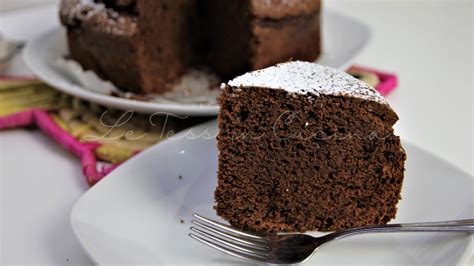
[216,61,406,232]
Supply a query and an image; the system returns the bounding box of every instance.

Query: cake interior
[204,0,321,79]
[216,86,406,232]
[203,0,253,80]
[134,0,201,93]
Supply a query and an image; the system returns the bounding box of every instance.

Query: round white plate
[22,8,370,116]
[71,120,473,265]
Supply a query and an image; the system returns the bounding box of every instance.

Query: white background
[0,0,473,265]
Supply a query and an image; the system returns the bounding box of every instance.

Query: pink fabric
[0,109,116,186]
[349,65,398,97]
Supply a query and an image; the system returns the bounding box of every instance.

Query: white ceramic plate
[23,9,370,116]
[71,120,473,265]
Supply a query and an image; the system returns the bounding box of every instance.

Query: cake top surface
[227,61,388,105]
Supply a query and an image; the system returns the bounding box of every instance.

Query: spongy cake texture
[216,62,406,232]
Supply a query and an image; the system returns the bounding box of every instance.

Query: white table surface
[0,0,472,265]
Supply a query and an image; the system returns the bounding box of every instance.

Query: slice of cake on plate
[215,61,406,232]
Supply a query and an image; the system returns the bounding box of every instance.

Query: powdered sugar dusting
[227,61,388,105]
[60,0,105,25]
[60,0,137,36]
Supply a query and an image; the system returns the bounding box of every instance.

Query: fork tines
[189,213,270,263]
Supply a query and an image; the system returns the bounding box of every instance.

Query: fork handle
[326,219,474,241]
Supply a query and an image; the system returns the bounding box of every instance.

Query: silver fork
[189,214,474,265]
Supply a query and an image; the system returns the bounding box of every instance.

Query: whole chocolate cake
[59,0,322,94]
[216,61,406,232]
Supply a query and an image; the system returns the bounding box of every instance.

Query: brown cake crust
[216,85,406,232]
[60,0,197,94]
[65,28,142,92]
[60,0,142,91]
